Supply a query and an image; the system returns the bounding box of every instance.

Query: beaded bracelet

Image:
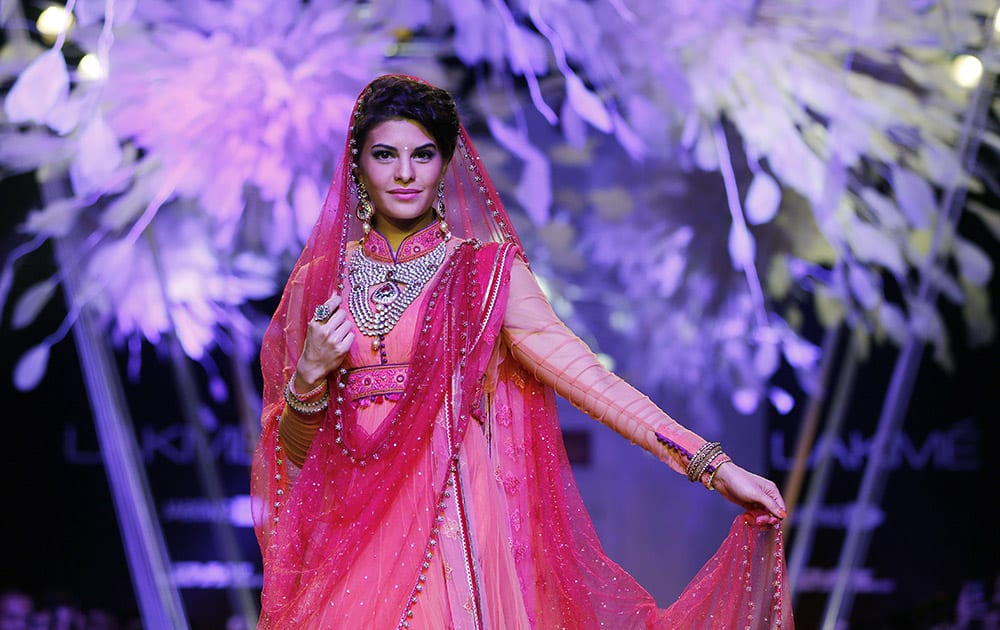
[288,374,327,400]
[686,441,724,482]
[705,457,732,490]
[284,378,330,415]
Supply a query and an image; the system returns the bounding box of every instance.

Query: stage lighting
[950,54,983,89]
[36,6,75,41]
[77,53,105,81]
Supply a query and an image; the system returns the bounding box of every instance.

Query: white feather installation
[0,0,994,422]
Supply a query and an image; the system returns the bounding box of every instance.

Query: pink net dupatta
[252,240,517,627]
[659,513,792,629]
[489,351,792,629]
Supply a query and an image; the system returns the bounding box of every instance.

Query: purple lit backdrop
[2,1,999,628]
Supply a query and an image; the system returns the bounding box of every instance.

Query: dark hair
[351,76,461,163]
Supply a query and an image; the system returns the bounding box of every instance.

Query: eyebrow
[370,142,438,152]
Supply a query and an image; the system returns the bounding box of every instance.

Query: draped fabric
[251,75,792,629]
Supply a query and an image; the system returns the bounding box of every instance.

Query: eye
[414,148,437,161]
[372,149,394,161]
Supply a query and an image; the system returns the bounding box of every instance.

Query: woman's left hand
[710,463,787,526]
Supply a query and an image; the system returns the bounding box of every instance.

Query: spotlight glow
[36,6,75,39]
[77,53,105,81]
[950,54,983,89]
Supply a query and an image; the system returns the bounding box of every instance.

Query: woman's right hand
[294,295,355,391]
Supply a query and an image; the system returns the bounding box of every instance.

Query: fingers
[314,301,356,352]
[303,294,354,353]
[339,331,356,353]
[323,315,354,349]
[758,480,787,521]
[318,308,348,330]
[323,295,343,310]
[754,512,782,526]
[719,465,788,524]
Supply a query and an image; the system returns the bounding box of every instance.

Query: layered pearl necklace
[348,238,447,341]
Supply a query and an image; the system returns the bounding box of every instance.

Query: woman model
[252,75,792,629]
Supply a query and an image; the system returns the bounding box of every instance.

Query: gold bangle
[284,378,330,415]
[687,441,723,482]
[289,373,327,400]
[706,458,732,491]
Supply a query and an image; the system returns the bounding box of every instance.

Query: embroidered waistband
[344,363,409,405]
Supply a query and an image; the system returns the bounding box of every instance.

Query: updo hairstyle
[351,76,461,163]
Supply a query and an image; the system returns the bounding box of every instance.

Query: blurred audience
[0,589,135,630]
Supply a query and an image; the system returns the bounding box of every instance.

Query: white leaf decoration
[782,334,820,371]
[14,344,50,391]
[507,24,549,76]
[70,113,124,196]
[560,98,588,149]
[954,237,993,287]
[860,189,907,231]
[848,265,881,310]
[73,0,108,25]
[73,0,137,25]
[694,128,718,171]
[25,198,83,238]
[449,0,490,66]
[753,339,780,378]
[910,299,945,345]
[878,303,908,347]
[731,387,759,415]
[4,49,69,125]
[611,111,645,161]
[565,73,612,133]
[12,278,59,329]
[892,167,934,228]
[45,95,85,135]
[769,387,795,415]
[487,115,551,225]
[932,266,965,304]
[745,172,781,225]
[850,0,879,41]
[728,223,756,269]
[846,217,906,276]
[0,130,72,172]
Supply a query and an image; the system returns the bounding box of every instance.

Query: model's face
[358,118,446,230]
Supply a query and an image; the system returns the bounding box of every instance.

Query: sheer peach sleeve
[502,258,706,476]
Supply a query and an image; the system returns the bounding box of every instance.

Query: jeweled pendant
[372,339,380,351]
[372,281,400,305]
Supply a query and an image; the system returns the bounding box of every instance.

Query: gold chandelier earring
[436,180,451,240]
[355,179,374,242]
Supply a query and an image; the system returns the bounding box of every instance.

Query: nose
[395,158,414,183]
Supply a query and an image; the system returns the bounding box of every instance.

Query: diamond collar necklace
[348,228,448,340]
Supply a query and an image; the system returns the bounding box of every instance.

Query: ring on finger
[313,303,334,322]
